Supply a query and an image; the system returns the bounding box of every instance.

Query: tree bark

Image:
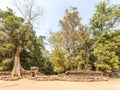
[11,46,25,77]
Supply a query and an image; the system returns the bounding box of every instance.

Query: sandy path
[0,79,120,90]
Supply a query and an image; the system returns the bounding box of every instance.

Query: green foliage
[0,2,120,75]
[0,8,36,71]
[0,58,13,71]
[0,8,48,73]
[49,7,92,73]
[0,8,50,74]
[90,1,120,73]
[49,3,120,74]
[20,36,52,75]
[43,59,53,75]
[93,43,119,72]
[50,49,67,73]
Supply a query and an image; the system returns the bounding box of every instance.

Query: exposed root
[11,56,25,78]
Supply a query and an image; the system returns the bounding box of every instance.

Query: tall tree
[49,7,92,73]
[59,7,80,56]
[49,32,67,73]
[0,8,35,77]
[90,1,120,72]
[13,0,44,24]
[59,7,92,70]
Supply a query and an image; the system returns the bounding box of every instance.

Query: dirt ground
[0,78,120,90]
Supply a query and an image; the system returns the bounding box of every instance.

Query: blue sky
[0,0,120,37]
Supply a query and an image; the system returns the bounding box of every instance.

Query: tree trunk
[11,47,25,77]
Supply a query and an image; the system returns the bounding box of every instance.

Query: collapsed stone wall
[0,70,109,81]
[0,71,11,76]
[31,70,108,82]
[0,70,43,81]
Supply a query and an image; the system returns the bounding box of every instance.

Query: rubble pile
[31,70,109,82]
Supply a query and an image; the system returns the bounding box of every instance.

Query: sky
[0,0,120,51]
[0,0,120,36]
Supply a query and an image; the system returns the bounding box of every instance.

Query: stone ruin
[0,69,109,81]
[0,66,43,81]
[30,66,39,77]
[30,70,109,82]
